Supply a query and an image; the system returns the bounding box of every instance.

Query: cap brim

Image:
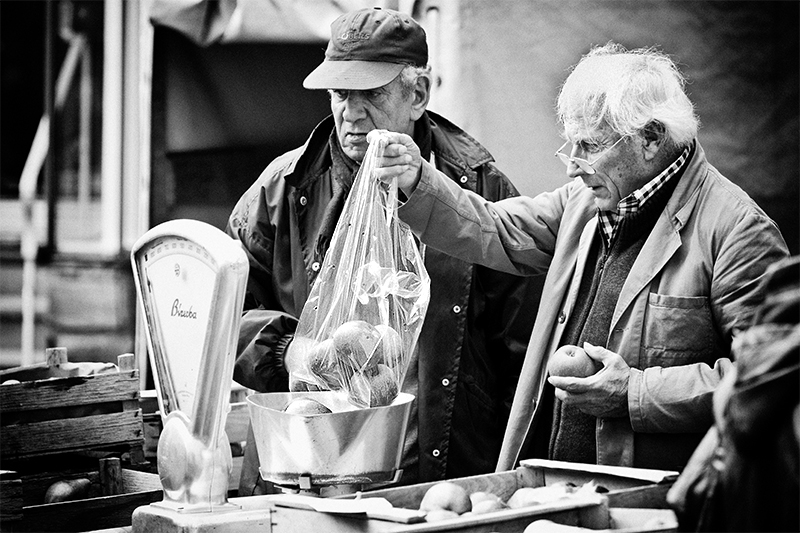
[303,60,406,90]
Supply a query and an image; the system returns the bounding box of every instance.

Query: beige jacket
[398,142,790,471]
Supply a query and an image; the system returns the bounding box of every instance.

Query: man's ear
[641,121,666,161]
[410,74,431,121]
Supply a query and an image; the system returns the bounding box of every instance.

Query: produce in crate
[43,478,92,503]
[419,481,472,515]
[468,491,508,514]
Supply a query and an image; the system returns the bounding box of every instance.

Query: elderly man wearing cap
[227,7,538,493]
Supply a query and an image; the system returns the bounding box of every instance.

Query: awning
[149,0,411,46]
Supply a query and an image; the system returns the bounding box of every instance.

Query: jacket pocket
[641,294,714,367]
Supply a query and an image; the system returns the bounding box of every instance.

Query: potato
[547,344,600,378]
[333,320,381,371]
[419,481,471,515]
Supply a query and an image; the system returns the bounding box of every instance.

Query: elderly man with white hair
[370,42,790,471]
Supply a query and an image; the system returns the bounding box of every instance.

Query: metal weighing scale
[129,219,414,533]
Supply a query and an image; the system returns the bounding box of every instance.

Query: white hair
[557,43,699,147]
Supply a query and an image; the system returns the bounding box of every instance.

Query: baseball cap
[303,7,428,90]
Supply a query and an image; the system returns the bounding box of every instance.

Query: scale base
[132,498,273,533]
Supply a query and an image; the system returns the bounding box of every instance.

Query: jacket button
[557,312,566,323]
[299,196,307,206]
[432,449,440,457]
[459,175,468,184]
[452,305,461,314]
[441,378,450,387]
[311,261,321,272]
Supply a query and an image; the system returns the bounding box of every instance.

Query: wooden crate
[6,460,162,532]
[318,460,677,532]
[0,349,144,464]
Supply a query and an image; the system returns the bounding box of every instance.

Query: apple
[375,324,404,369]
[419,481,471,515]
[471,498,507,514]
[332,320,381,372]
[283,397,332,415]
[346,364,398,408]
[306,338,342,389]
[507,483,573,509]
[547,344,600,378]
[469,491,506,514]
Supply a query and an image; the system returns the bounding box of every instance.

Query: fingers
[548,375,589,393]
[583,342,611,362]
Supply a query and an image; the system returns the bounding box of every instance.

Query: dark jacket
[226,112,538,483]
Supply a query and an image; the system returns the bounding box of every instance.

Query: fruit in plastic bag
[375,324,404,368]
[348,363,398,408]
[306,338,341,389]
[333,320,382,371]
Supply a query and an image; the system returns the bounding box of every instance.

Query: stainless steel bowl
[247,391,414,487]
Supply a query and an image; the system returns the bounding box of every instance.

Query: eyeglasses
[554,136,627,175]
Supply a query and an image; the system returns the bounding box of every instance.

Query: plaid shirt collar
[597,145,691,245]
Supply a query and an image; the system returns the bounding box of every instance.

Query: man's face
[329,76,417,163]
[564,131,647,212]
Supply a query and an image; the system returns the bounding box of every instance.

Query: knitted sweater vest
[549,175,681,463]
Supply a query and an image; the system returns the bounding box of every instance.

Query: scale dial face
[136,236,219,420]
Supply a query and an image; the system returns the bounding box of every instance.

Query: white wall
[423,0,799,251]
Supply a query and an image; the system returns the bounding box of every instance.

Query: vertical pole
[101,0,124,255]
[44,0,56,259]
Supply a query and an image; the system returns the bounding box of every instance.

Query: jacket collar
[663,140,706,231]
[283,111,496,189]
[426,110,495,170]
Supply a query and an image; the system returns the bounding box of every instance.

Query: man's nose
[341,93,367,121]
[565,145,589,178]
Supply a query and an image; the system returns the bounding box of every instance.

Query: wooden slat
[0,470,23,521]
[121,469,162,493]
[22,489,163,532]
[1,411,143,460]
[0,371,139,413]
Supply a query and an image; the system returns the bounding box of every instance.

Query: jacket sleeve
[399,160,570,276]
[226,183,296,393]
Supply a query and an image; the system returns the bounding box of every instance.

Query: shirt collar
[597,144,691,244]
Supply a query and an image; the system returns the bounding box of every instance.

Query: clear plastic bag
[290,132,430,408]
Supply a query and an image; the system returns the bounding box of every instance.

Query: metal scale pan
[248,390,414,490]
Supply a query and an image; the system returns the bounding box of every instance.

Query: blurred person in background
[370,42,790,472]
[227,7,538,494]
